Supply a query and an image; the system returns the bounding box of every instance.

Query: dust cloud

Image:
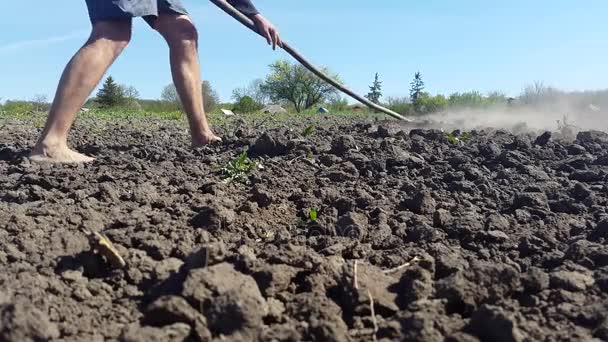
[424,103,608,136]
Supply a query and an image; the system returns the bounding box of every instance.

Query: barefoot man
[30,0,282,163]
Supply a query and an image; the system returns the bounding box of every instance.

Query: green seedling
[217,151,259,184]
[297,208,319,229]
[444,132,459,144]
[306,152,314,159]
[444,131,472,145]
[309,208,318,222]
[302,125,316,137]
[460,132,472,142]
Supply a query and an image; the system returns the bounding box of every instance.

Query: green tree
[96,75,126,108]
[118,84,141,110]
[232,78,268,105]
[160,81,219,112]
[202,80,219,113]
[161,84,180,105]
[31,94,49,112]
[486,91,508,106]
[120,85,140,100]
[365,73,382,104]
[233,95,263,113]
[417,93,447,114]
[448,91,484,108]
[260,60,340,113]
[409,71,425,109]
[326,94,349,111]
[385,96,412,115]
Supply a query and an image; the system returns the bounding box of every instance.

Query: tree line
[2,61,607,117]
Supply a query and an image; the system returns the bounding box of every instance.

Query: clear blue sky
[1,0,607,103]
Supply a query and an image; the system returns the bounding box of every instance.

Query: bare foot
[29,143,95,164]
[192,132,222,148]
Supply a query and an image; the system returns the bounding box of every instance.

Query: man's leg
[30,20,132,163]
[153,14,221,147]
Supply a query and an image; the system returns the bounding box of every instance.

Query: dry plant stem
[209,0,411,122]
[382,256,421,274]
[288,155,304,165]
[353,260,359,290]
[367,290,378,342]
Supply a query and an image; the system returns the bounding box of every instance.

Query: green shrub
[385,97,412,115]
[233,95,263,114]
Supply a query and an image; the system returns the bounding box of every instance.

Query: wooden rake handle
[209,0,411,122]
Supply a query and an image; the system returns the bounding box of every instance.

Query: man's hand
[252,14,282,50]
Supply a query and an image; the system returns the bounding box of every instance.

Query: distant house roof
[263,104,287,114]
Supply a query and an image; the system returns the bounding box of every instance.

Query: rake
[210,0,411,122]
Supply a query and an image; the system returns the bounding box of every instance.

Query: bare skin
[153,14,221,147]
[30,20,132,163]
[30,12,281,163]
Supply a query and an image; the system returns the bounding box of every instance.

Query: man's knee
[158,16,199,49]
[89,20,132,53]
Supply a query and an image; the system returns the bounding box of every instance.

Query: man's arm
[227,0,259,17]
[226,0,282,50]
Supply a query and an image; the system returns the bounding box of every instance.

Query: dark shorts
[85,0,188,27]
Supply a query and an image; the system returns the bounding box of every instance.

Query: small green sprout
[306,152,314,159]
[217,151,259,184]
[444,132,459,144]
[309,208,318,222]
[302,125,316,137]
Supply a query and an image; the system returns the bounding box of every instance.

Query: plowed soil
[1,116,608,341]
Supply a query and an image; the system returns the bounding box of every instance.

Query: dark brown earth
[1,115,608,341]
